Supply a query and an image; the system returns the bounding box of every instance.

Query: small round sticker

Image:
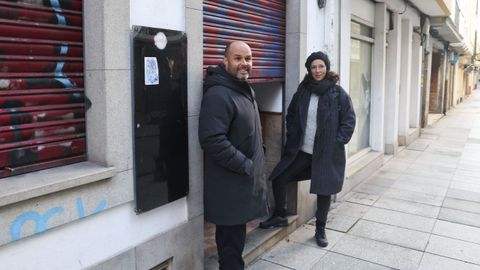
[154,32,167,50]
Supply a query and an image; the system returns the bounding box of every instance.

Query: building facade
[0,0,477,269]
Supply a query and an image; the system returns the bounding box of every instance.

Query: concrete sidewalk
[247,90,480,270]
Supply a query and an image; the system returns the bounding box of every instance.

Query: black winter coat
[199,65,268,225]
[269,81,356,195]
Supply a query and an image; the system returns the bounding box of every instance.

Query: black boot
[259,209,288,229]
[314,226,328,247]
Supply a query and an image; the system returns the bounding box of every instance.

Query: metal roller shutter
[203,0,285,83]
[0,0,85,177]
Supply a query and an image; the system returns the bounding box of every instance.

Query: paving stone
[434,137,467,149]
[382,187,444,207]
[349,219,430,250]
[457,161,480,172]
[311,252,392,270]
[396,174,451,188]
[329,202,371,218]
[330,234,423,270]
[447,188,480,203]
[390,181,448,196]
[373,197,440,218]
[325,214,359,232]
[261,240,327,270]
[371,170,402,180]
[338,191,355,202]
[418,253,480,270]
[354,183,390,196]
[455,168,480,178]
[419,133,439,140]
[433,220,480,245]
[469,127,480,139]
[362,207,436,232]
[378,161,411,173]
[393,149,423,161]
[415,152,460,167]
[442,197,480,214]
[414,158,458,168]
[426,142,466,151]
[440,127,471,140]
[288,225,345,250]
[362,176,397,188]
[461,147,480,153]
[450,182,480,193]
[406,140,430,151]
[461,153,480,162]
[346,192,380,206]
[438,208,480,227]
[408,162,457,174]
[426,235,480,265]
[451,173,479,184]
[247,259,291,270]
[402,167,454,181]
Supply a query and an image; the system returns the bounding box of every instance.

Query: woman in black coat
[259,51,356,247]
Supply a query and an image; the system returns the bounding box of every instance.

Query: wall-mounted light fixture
[317,0,326,9]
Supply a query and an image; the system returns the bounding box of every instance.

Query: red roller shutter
[203,0,285,83]
[0,0,86,178]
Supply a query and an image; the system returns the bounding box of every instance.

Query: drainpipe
[473,0,478,66]
[442,44,449,115]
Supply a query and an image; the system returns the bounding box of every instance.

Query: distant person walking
[259,51,356,247]
[199,41,268,270]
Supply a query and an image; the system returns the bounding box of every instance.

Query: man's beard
[237,67,250,81]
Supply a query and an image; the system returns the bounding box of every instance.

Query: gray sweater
[300,94,319,154]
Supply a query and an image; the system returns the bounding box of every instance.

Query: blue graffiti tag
[10,207,64,241]
[10,197,107,241]
[76,197,106,218]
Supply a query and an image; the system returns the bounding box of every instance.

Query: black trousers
[215,224,246,270]
[272,151,331,226]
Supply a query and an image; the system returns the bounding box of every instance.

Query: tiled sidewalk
[248,90,480,270]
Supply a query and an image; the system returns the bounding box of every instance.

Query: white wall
[255,82,283,113]
[339,0,351,90]
[307,0,326,54]
[0,199,187,269]
[351,0,375,24]
[130,0,185,30]
[306,0,340,72]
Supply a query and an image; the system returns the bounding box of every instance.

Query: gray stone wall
[88,216,204,270]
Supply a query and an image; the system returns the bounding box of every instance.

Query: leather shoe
[259,216,288,229]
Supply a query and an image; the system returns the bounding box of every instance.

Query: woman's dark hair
[302,71,339,84]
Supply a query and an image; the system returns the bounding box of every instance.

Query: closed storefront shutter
[0,0,86,177]
[203,0,285,83]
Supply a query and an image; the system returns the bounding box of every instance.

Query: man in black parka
[199,41,268,270]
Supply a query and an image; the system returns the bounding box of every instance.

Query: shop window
[349,21,373,156]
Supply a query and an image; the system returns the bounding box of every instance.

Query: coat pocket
[333,143,345,164]
[237,133,254,158]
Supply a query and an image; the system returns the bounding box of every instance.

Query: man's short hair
[224,41,234,57]
[224,41,250,57]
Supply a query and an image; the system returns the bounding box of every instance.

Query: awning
[409,0,451,16]
[430,16,463,44]
[450,41,471,56]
